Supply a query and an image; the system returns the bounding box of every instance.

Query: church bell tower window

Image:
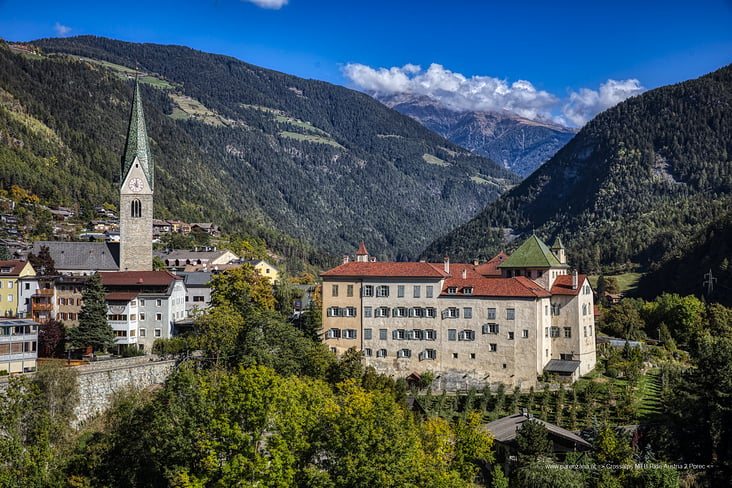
[131,199,142,218]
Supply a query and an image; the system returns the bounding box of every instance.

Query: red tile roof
[99,270,182,286]
[443,265,550,298]
[0,260,29,276]
[475,252,509,277]
[551,274,588,296]
[321,261,448,278]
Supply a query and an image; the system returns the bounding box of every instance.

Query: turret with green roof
[121,78,153,190]
[499,235,568,270]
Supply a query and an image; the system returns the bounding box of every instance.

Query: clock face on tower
[129,177,144,192]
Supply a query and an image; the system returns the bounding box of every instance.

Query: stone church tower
[119,80,153,271]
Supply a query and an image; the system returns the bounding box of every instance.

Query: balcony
[32,303,53,311]
[35,289,55,296]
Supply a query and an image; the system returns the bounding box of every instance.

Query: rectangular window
[410,307,423,318]
[482,323,499,334]
[343,329,357,339]
[424,349,437,360]
[551,303,561,315]
[154,328,162,337]
[584,326,588,337]
[487,308,496,320]
[375,307,390,318]
[397,285,404,298]
[463,287,473,295]
[362,285,374,297]
[448,329,457,341]
[156,313,162,321]
[140,312,146,321]
[326,328,341,339]
[490,343,497,352]
[156,299,162,307]
[397,349,411,358]
[447,286,457,295]
[376,285,390,297]
[564,327,572,338]
[550,327,560,338]
[425,329,437,341]
[458,330,475,341]
[376,349,387,358]
[363,348,372,357]
[392,329,406,340]
[506,308,515,320]
[327,307,340,317]
[364,328,372,340]
[442,307,459,319]
[7,294,13,302]
[364,306,372,318]
[508,331,514,340]
[139,328,146,337]
[344,307,357,317]
[393,307,407,318]
[413,329,424,340]
[425,307,436,318]
[522,329,529,338]
[379,328,387,340]
[426,285,434,298]
[347,285,354,297]
[193,296,204,302]
[463,307,472,319]
[413,286,421,298]
[331,285,339,297]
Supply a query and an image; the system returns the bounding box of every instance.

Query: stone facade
[321,238,597,389]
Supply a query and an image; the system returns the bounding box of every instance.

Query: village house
[320,237,596,389]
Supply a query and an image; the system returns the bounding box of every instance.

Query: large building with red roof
[320,236,596,388]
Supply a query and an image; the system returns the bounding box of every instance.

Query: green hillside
[0,36,518,264]
[420,64,732,273]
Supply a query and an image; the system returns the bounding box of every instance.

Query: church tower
[119,79,153,271]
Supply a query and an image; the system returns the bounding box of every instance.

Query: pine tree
[69,274,115,354]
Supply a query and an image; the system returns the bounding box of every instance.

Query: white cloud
[343,62,646,127]
[54,23,71,37]
[242,0,288,9]
[561,79,645,126]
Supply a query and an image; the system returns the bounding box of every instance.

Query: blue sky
[1,0,731,125]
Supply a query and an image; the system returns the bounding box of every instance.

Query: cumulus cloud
[561,79,645,126]
[242,0,288,9]
[344,62,558,121]
[54,23,71,36]
[343,62,645,127]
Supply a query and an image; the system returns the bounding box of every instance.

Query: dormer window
[447,286,457,295]
[463,287,473,295]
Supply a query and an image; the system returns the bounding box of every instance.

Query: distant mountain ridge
[0,36,519,265]
[420,64,732,273]
[375,93,577,177]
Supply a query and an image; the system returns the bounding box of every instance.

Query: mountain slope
[0,37,518,262]
[635,210,732,306]
[377,93,577,177]
[420,64,732,272]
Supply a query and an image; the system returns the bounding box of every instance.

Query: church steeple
[119,78,154,272]
[121,78,153,189]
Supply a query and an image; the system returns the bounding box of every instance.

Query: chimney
[473,259,479,266]
[343,255,350,264]
[370,256,377,262]
[572,270,578,290]
[443,257,450,274]
[461,269,467,280]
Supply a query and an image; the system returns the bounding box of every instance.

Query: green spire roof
[499,235,567,269]
[551,236,564,250]
[121,79,153,189]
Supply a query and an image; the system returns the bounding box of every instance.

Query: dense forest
[420,64,732,274]
[0,37,518,264]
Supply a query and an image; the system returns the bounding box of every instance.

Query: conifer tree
[69,274,115,354]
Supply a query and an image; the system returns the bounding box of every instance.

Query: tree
[209,265,275,318]
[27,245,57,276]
[38,318,65,357]
[193,304,244,367]
[515,419,552,463]
[603,300,646,340]
[0,245,11,260]
[69,274,115,354]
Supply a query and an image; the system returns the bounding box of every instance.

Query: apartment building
[321,237,596,389]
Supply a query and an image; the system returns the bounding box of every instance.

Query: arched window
[131,199,142,218]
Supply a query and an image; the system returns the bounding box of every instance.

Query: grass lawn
[589,271,644,294]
